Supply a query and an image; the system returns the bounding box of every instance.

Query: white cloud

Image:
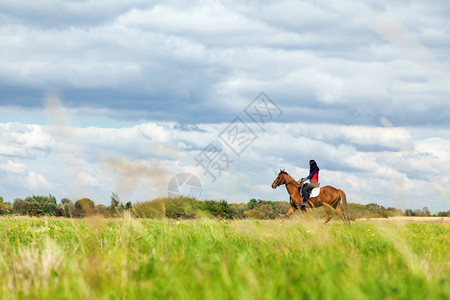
[0,144,27,157]
[1,119,448,212]
[0,160,27,175]
[75,171,98,188]
[0,123,53,157]
[26,171,50,189]
[117,4,261,34]
[0,118,450,210]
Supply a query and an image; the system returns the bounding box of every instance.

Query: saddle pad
[311,187,320,198]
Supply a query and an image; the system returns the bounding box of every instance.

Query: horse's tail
[338,189,351,224]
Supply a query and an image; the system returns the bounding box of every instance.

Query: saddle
[310,186,320,198]
[298,184,321,198]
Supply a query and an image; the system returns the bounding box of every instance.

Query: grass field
[0,216,448,299]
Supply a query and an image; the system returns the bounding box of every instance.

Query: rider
[298,160,320,206]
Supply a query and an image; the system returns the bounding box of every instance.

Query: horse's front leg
[299,205,313,221]
[283,206,296,220]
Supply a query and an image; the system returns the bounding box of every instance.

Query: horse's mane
[280,171,300,187]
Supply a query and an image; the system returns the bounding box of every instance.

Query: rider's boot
[301,193,309,206]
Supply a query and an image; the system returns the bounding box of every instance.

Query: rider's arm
[304,169,317,180]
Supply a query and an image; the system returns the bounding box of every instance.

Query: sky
[0,0,449,212]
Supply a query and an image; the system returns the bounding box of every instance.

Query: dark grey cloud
[0,0,449,127]
[0,0,155,28]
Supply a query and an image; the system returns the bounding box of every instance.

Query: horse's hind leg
[335,204,346,224]
[323,205,333,224]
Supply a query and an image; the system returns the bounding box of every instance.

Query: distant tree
[48,194,57,204]
[163,197,197,219]
[272,201,290,215]
[74,198,95,217]
[386,207,403,216]
[18,194,59,216]
[132,199,165,218]
[248,198,262,210]
[405,209,415,216]
[96,204,108,216]
[422,207,431,217]
[238,200,291,219]
[24,196,43,215]
[111,192,121,208]
[13,198,25,215]
[202,200,235,219]
[125,201,132,210]
[258,204,277,219]
[229,204,238,216]
[61,198,72,205]
[63,203,74,217]
[244,208,266,219]
[108,192,125,217]
[59,198,74,217]
[0,198,12,215]
[54,208,64,217]
[13,197,42,216]
[436,211,449,217]
[235,203,249,217]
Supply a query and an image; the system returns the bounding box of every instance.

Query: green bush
[74,198,96,217]
[133,198,166,218]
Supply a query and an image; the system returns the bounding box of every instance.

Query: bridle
[274,171,297,187]
[274,171,285,186]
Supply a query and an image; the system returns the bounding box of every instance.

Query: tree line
[0,193,131,218]
[0,195,448,219]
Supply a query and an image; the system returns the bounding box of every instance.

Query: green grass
[0,216,448,299]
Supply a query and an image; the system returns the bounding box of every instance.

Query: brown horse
[271,169,350,224]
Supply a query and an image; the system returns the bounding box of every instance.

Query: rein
[274,172,285,186]
[285,179,297,185]
[275,172,298,187]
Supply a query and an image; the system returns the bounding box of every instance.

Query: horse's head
[272,169,288,189]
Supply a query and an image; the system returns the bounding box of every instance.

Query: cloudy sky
[0,0,449,212]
